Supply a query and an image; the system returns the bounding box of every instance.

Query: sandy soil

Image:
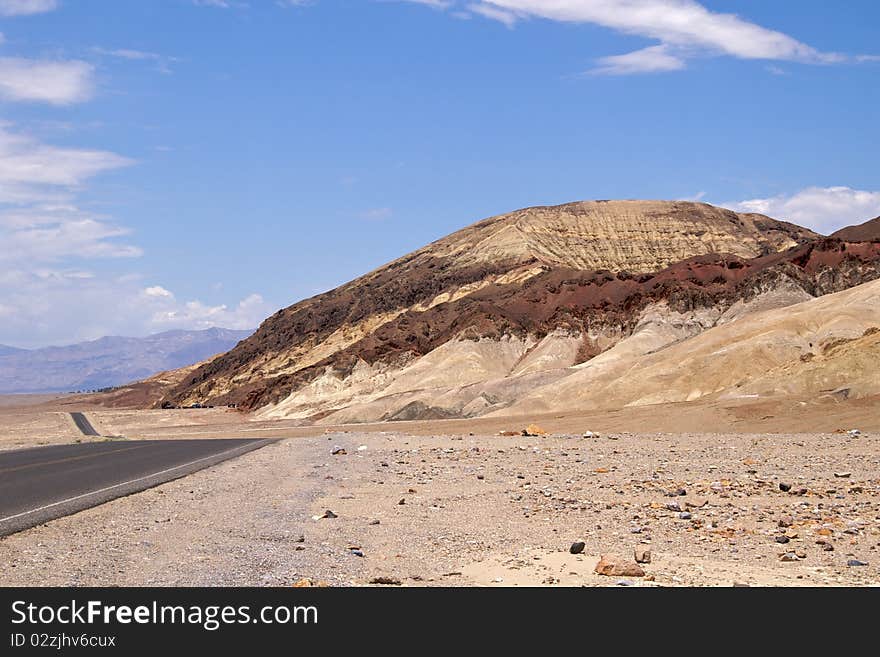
[1,413,877,586]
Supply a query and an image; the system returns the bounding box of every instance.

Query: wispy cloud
[592,44,685,75]
[0,123,131,204]
[402,0,871,74]
[0,58,95,104]
[0,124,269,346]
[192,0,249,8]
[728,186,880,234]
[91,47,180,74]
[0,0,57,16]
[359,207,393,221]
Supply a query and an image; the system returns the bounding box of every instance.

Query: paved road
[70,412,99,436]
[0,439,272,537]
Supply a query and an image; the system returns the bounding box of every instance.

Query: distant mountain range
[0,328,253,394]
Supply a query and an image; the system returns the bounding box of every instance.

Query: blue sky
[0,0,877,347]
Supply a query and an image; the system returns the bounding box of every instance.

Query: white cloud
[146,293,270,332]
[406,0,859,74]
[728,186,880,234]
[0,0,57,16]
[593,44,685,74]
[192,0,248,7]
[144,285,174,299]
[0,123,132,204]
[0,208,142,262]
[466,3,516,27]
[359,207,393,221]
[0,58,95,104]
[91,47,180,74]
[0,272,269,347]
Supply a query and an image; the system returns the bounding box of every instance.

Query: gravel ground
[1,430,878,587]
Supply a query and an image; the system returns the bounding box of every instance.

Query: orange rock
[594,555,646,578]
[523,424,548,436]
[594,467,609,473]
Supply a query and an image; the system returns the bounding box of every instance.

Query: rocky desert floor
[0,396,878,587]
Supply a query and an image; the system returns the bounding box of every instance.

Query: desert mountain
[831,215,880,242]
[160,200,859,417]
[0,327,253,394]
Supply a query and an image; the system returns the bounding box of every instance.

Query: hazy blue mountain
[0,328,253,394]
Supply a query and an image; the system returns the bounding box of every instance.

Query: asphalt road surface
[70,412,99,436]
[0,438,272,537]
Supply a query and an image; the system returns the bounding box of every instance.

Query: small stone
[321,510,338,519]
[331,446,347,455]
[634,548,651,564]
[594,555,646,578]
[522,424,548,437]
[398,498,406,505]
[779,482,792,492]
[679,512,692,520]
[780,552,799,562]
[733,582,750,587]
[350,549,365,557]
[666,501,683,512]
[292,578,314,587]
[847,429,861,436]
[775,535,790,544]
[369,519,380,525]
[778,515,794,528]
[583,431,600,439]
[370,576,402,586]
[833,472,851,478]
[476,474,484,480]
[847,559,868,567]
[616,580,633,586]
[570,541,586,554]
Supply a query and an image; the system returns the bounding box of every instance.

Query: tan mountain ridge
[154,199,880,423]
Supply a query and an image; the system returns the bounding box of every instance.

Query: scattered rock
[847,559,868,567]
[331,446,347,455]
[634,548,651,564]
[779,482,792,492]
[666,501,683,512]
[594,555,646,578]
[350,549,365,558]
[321,510,338,519]
[780,552,799,562]
[570,541,586,554]
[775,535,790,544]
[679,512,692,520]
[777,515,793,528]
[398,498,406,505]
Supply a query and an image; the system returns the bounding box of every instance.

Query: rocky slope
[160,200,836,416]
[831,215,880,242]
[0,328,253,394]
